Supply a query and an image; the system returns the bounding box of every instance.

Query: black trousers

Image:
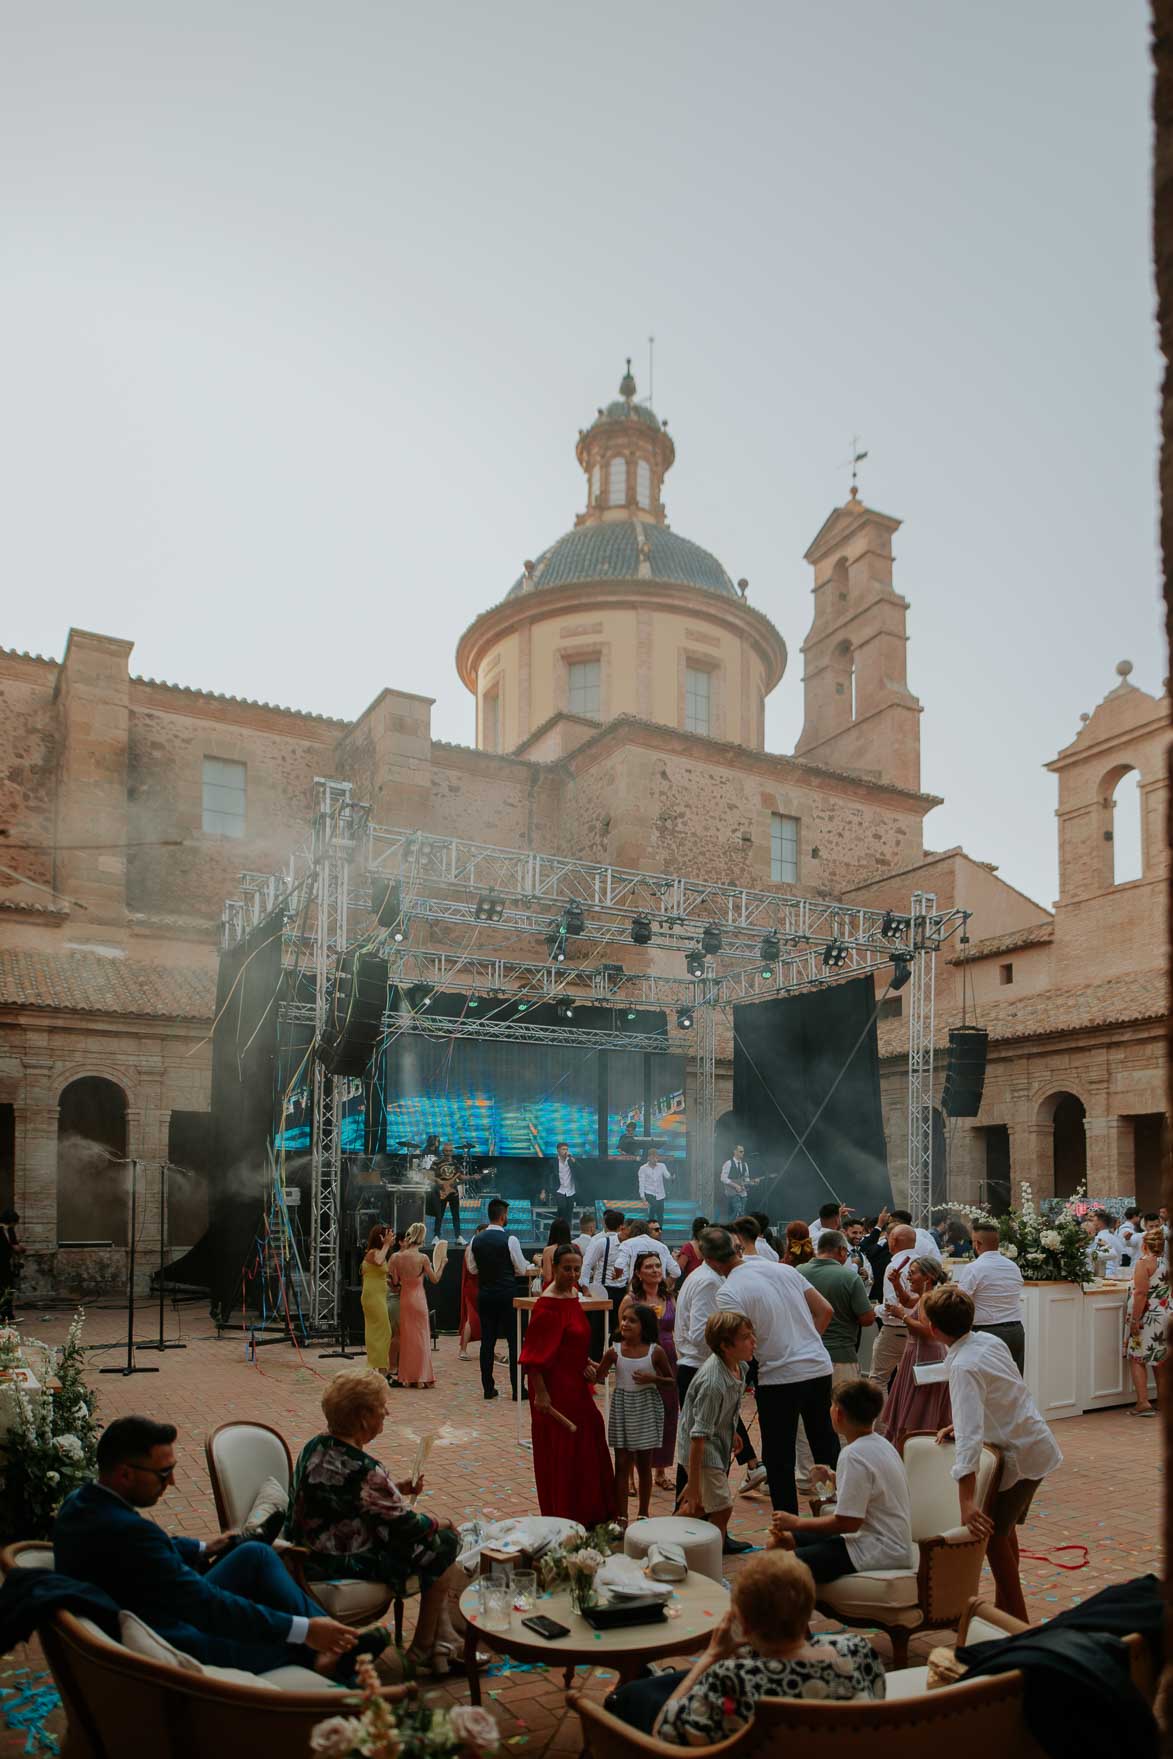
[757,1375,838,1515]
[555,1192,576,1226]
[477,1284,517,1397]
[645,1194,665,1224]
[676,1362,758,1470]
[794,1534,854,1582]
[605,1671,683,1735]
[428,1190,460,1238]
[974,1320,1026,1376]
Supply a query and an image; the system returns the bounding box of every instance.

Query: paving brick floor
[0,1301,1163,1754]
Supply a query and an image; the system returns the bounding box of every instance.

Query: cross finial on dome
[619,357,637,402]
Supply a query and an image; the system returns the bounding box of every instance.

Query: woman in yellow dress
[361,1223,395,1376]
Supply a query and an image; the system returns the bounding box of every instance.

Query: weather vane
[841,434,868,499]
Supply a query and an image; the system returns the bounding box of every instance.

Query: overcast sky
[1,2,1158,909]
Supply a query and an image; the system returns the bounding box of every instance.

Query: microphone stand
[101,1159,159,1377]
[138,1162,187,1354]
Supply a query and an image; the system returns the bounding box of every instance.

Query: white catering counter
[1020,1280,1150,1422]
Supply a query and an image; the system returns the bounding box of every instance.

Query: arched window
[1050,1092,1087,1199]
[1110,767,1143,883]
[833,639,855,720]
[636,459,652,510]
[591,463,601,504]
[57,1077,129,1245]
[832,556,849,601]
[608,456,627,507]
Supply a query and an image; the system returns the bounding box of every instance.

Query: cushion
[817,1569,920,1622]
[966,1615,1011,1646]
[209,1426,290,1529]
[201,1664,277,1691]
[244,1474,288,1536]
[259,1665,337,1691]
[119,1611,204,1673]
[10,1546,54,1572]
[884,1665,931,1699]
[314,1578,393,1622]
[72,1616,121,1649]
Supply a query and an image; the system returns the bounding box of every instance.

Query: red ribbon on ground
[1019,1543,1089,1570]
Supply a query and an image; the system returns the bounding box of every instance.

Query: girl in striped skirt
[600,1304,675,1523]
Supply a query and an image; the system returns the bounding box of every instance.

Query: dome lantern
[574,360,675,527]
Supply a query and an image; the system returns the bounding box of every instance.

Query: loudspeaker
[317,952,389,1078]
[941,1026,988,1117]
[372,878,406,933]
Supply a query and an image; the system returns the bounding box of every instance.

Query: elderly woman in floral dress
[285,1368,472,1675]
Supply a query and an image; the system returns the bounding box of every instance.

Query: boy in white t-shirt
[765,1378,913,1582]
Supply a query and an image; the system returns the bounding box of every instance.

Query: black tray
[581,1597,668,1630]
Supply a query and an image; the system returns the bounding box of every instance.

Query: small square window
[771,813,799,884]
[567,659,601,717]
[684,665,711,735]
[999,962,1014,986]
[202,757,246,838]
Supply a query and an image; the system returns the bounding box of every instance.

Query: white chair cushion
[259,1664,337,1691]
[902,1436,997,1544]
[209,1427,290,1529]
[966,1615,1011,1647]
[119,1611,204,1673]
[73,1616,121,1648]
[244,1474,288,1534]
[624,1517,724,1586]
[818,1569,920,1620]
[884,1665,931,1699]
[314,1578,393,1621]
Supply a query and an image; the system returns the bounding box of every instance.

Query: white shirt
[611,1233,681,1287]
[953,1250,1024,1325]
[674,1263,721,1368]
[946,1330,1062,1490]
[834,1431,916,1573]
[574,1231,596,1261]
[881,1249,916,1321]
[581,1229,625,1290]
[755,1236,779,1263]
[464,1224,529,1278]
[638,1160,670,1201]
[716,1260,832,1386]
[555,1155,575,1197]
[1118,1220,1143,1261]
[913,1228,942,1262]
[1089,1228,1125,1278]
[721,1158,750,1190]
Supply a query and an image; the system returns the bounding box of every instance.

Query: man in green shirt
[798,1230,876,1382]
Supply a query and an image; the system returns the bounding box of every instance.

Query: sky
[0,1,1159,910]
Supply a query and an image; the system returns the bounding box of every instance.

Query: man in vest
[466,1197,528,1399]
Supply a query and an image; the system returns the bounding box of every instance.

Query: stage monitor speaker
[941,1026,989,1117]
[373,878,406,933]
[317,951,389,1079]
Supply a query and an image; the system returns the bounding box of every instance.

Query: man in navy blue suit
[54,1415,359,1676]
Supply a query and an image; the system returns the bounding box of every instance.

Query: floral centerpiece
[0,1310,100,1540]
[938,1184,1093,1286]
[311,1657,499,1757]
[534,1520,621,1601]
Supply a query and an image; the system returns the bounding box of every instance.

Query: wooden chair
[1,1541,411,1759]
[204,1420,409,1641]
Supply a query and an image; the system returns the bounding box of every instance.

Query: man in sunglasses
[54,1415,364,1677]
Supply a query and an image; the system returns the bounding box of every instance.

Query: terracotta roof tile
[950,922,1055,963]
[0,949,216,1020]
[878,968,1167,1057]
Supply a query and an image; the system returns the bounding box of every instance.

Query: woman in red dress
[458,1224,484,1360]
[520,1243,615,1527]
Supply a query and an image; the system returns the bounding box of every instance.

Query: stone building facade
[0,366,1166,1295]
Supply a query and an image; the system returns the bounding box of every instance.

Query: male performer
[466,1197,529,1399]
[427,1144,463,1244]
[553,1142,576,1225]
[719,1145,752,1222]
[638,1147,671,1225]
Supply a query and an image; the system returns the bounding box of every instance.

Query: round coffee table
[459,1571,730,1705]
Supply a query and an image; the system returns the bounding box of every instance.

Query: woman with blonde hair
[284,1369,478,1675]
[361,1224,397,1380]
[1124,1223,1169,1416]
[394,1221,441,1388]
[605,1549,884,1740]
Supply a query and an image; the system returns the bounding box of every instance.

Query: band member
[426,1143,464,1244]
[719,1144,751,1221]
[616,1124,640,1159]
[420,1135,441,1171]
[638,1148,671,1225]
[553,1142,576,1224]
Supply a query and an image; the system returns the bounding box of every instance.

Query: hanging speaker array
[316,951,389,1078]
[940,1025,989,1117]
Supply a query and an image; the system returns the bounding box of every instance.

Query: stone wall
[0,652,59,901]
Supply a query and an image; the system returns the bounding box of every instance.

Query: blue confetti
[0,1673,61,1754]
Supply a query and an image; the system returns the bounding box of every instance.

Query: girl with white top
[599,1304,674,1521]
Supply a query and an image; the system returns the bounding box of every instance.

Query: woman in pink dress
[877,1255,951,1443]
[393,1222,441,1388]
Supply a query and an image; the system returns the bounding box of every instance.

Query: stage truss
[223,780,967,1327]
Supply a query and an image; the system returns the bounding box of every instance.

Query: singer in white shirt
[638,1152,671,1224]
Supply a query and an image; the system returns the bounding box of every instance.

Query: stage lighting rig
[676,1004,695,1029]
[685,949,706,978]
[475,892,506,922]
[890,955,912,992]
[557,998,577,1020]
[467,993,481,1010]
[516,997,530,1013]
[821,940,849,971]
[546,928,567,964]
[758,931,780,977]
[880,911,905,940]
[562,901,585,937]
[630,914,653,946]
[406,981,435,1010]
[701,923,723,956]
[625,1006,638,1021]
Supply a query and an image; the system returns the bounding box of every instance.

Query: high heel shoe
[405,1644,451,1677]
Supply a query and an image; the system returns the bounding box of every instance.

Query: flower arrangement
[310,1657,499,1757]
[937,1185,1093,1286]
[534,1521,621,1596]
[0,1310,100,1540]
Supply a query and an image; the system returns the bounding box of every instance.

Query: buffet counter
[1020,1279,1147,1422]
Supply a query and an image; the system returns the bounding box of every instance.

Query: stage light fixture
[880,910,898,939]
[373,879,409,943]
[467,992,481,1010]
[676,1005,695,1029]
[516,997,530,1013]
[685,949,706,978]
[562,901,585,937]
[821,940,849,970]
[630,914,653,946]
[890,955,912,992]
[406,982,435,1010]
[557,998,577,1020]
[625,1006,638,1021]
[475,892,505,923]
[701,923,723,956]
[546,929,567,964]
[759,931,780,977]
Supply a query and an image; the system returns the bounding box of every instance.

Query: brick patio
[0,1302,1162,1755]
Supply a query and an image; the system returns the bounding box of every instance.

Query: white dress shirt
[755,1236,779,1263]
[721,1157,750,1190]
[673,1263,721,1367]
[638,1160,670,1201]
[574,1231,596,1261]
[611,1233,681,1286]
[555,1155,575,1197]
[946,1330,1062,1489]
[1118,1220,1143,1262]
[881,1249,916,1320]
[1088,1228,1125,1278]
[913,1228,942,1262]
[953,1250,1024,1325]
[716,1261,832,1386]
[581,1229,625,1290]
[464,1224,529,1277]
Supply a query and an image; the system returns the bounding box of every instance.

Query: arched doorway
[57,1078,129,1245]
[1049,1092,1087,1199]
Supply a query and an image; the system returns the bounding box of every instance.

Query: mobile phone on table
[521,1614,571,1640]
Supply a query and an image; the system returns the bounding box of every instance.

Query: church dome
[508,519,737,600]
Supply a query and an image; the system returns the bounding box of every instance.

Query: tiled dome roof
[593,398,662,431]
[508,520,736,600]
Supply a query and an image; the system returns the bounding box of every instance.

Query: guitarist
[719,1144,752,1222]
[427,1143,464,1244]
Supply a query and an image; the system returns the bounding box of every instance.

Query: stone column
[1007,1118,1052,1204]
[1083,1113,1128,1198]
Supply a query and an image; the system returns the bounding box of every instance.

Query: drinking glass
[481,1580,512,1631]
[511,1570,537,1611]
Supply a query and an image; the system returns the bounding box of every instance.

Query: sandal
[1127,1406,1157,1417]
[405,1645,450,1677]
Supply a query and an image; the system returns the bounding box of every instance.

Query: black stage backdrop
[732,975,891,1224]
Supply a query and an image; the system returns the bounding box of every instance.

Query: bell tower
[794,492,922,792]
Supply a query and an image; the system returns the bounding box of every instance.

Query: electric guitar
[433,1164,489,1202]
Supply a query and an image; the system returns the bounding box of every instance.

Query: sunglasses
[129,1461,176,1483]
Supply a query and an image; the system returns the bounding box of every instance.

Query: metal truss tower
[905,890,937,1227]
[692,968,717,1210]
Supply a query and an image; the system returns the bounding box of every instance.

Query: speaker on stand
[940,1026,989,1118]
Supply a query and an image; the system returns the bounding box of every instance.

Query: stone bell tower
[794,491,922,792]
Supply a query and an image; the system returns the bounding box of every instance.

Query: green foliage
[958,1183,1093,1285]
[0,1311,100,1542]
